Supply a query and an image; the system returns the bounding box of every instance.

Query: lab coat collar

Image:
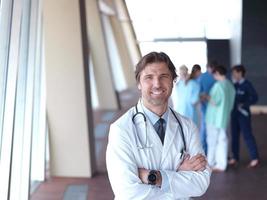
[160,108,178,166]
[136,101,164,151]
[136,101,179,166]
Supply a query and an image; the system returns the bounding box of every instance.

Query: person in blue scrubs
[229,65,260,168]
[198,61,217,154]
[172,65,200,125]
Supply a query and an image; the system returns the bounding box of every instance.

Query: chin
[149,98,167,106]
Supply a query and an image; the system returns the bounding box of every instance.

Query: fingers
[177,154,207,172]
[192,159,207,171]
[189,154,205,163]
[183,154,190,161]
[188,154,207,171]
[177,159,191,171]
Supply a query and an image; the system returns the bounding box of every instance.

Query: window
[0,0,12,157]
[0,0,46,199]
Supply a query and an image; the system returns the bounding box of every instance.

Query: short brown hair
[213,65,227,75]
[232,64,246,77]
[135,52,177,83]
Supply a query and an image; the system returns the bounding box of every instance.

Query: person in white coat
[106,52,211,200]
[171,65,200,126]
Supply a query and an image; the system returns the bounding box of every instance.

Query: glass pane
[0,0,12,157]
[0,0,20,198]
[30,16,46,192]
[9,0,32,198]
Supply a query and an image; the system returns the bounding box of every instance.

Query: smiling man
[106,52,211,200]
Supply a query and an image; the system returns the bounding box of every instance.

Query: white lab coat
[106,102,211,200]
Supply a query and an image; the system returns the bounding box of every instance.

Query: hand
[205,95,211,101]
[138,168,149,184]
[177,154,207,172]
[200,94,206,102]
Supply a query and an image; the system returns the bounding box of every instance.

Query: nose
[153,77,161,88]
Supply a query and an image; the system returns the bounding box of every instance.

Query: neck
[218,76,226,81]
[237,77,244,82]
[142,101,168,117]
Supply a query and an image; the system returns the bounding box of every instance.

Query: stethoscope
[132,104,187,158]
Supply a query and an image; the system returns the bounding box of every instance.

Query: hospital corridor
[31,88,267,199]
[0,0,267,199]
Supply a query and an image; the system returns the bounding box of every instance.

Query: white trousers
[206,125,228,170]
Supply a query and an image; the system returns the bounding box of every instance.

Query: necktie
[155,118,165,144]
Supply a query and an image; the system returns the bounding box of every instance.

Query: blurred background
[0,0,266,199]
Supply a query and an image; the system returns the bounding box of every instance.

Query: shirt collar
[140,101,169,125]
[232,78,245,84]
[239,78,245,84]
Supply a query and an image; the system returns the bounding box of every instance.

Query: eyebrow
[161,73,171,76]
[143,73,171,77]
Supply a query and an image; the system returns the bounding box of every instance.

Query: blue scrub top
[172,79,200,125]
[198,71,215,110]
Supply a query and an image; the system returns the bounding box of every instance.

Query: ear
[170,81,174,89]
[138,83,141,90]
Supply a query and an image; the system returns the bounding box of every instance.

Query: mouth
[151,90,165,96]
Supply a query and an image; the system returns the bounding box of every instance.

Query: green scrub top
[206,79,235,129]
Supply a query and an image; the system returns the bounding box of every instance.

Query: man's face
[138,62,173,109]
[232,70,242,82]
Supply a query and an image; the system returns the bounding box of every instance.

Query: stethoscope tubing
[132,104,186,152]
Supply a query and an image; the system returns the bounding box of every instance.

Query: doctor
[106,52,211,200]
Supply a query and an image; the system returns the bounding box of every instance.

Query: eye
[160,74,170,79]
[144,75,153,80]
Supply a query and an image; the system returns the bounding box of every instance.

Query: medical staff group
[171,61,259,171]
[106,51,259,200]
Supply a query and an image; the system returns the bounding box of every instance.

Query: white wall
[229,0,243,66]
[43,0,94,177]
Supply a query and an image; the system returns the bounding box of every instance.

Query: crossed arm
[107,123,211,199]
[138,154,207,187]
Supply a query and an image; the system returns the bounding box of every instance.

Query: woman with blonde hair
[172,65,200,125]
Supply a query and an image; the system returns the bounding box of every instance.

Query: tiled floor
[31,88,267,200]
[30,173,114,200]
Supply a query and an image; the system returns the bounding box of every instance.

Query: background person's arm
[190,81,201,105]
[207,84,223,106]
[242,80,258,108]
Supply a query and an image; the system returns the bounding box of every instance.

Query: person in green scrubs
[204,65,235,172]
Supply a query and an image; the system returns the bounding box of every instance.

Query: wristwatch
[147,170,158,185]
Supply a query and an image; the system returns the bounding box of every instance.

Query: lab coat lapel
[137,102,163,153]
[147,120,164,152]
[161,109,178,165]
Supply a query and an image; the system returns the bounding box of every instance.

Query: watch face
[148,173,157,182]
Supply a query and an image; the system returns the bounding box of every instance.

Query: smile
[151,90,165,95]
